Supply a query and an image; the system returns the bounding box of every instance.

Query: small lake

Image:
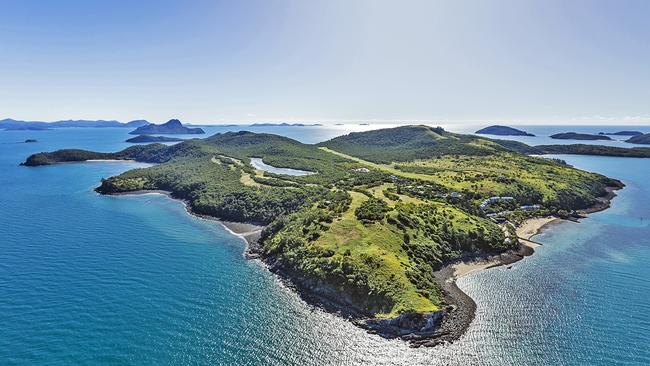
[249,158,315,176]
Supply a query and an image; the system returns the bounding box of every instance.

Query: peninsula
[475,125,534,136]
[129,119,205,135]
[23,126,623,346]
[625,133,650,145]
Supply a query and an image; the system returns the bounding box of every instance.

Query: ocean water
[1,126,649,365]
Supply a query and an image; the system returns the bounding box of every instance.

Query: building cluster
[519,204,541,211]
[351,167,370,173]
[479,196,515,211]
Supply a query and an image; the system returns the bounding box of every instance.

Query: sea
[1,124,649,365]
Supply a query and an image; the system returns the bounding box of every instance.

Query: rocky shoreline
[100,182,622,348]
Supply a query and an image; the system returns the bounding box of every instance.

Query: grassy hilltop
[24,126,620,318]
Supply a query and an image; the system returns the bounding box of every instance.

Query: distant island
[599,131,643,136]
[249,123,323,127]
[23,125,625,346]
[24,139,37,143]
[550,132,611,141]
[626,133,650,145]
[129,119,205,135]
[0,118,149,130]
[475,125,535,136]
[126,135,185,143]
[5,126,52,131]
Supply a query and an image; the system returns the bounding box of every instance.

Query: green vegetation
[318,125,531,163]
[355,198,391,223]
[391,152,617,211]
[23,125,623,319]
[21,144,170,166]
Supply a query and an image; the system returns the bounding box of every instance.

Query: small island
[475,125,535,136]
[599,131,643,136]
[626,133,650,145]
[23,125,625,346]
[24,139,38,143]
[129,119,205,135]
[249,123,323,127]
[126,135,185,143]
[550,132,611,141]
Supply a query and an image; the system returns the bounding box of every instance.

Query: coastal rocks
[364,311,444,338]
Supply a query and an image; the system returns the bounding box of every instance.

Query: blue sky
[1,0,649,124]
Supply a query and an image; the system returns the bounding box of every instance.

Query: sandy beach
[451,217,557,278]
[451,188,620,280]
[516,216,558,248]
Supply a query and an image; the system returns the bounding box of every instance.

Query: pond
[249,158,315,176]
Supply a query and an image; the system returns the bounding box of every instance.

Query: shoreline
[419,185,622,348]
[106,189,264,256]
[100,184,621,348]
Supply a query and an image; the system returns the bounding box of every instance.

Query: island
[599,131,643,136]
[249,123,323,127]
[550,132,611,141]
[0,118,149,130]
[23,125,624,346]
[129,119,205,135]
[24,139,37,143]
[625,133,650,145]
[5,126,51,131]
[125,135,185,143]
[475,125,535,136]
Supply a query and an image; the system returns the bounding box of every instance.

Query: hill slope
[129,119,205,135]
[318,125,536,163]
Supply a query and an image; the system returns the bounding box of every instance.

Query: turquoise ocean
[1,124,649,365]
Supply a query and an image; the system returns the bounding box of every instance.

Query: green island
[475,125,535,136]
[23,125,626,346]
